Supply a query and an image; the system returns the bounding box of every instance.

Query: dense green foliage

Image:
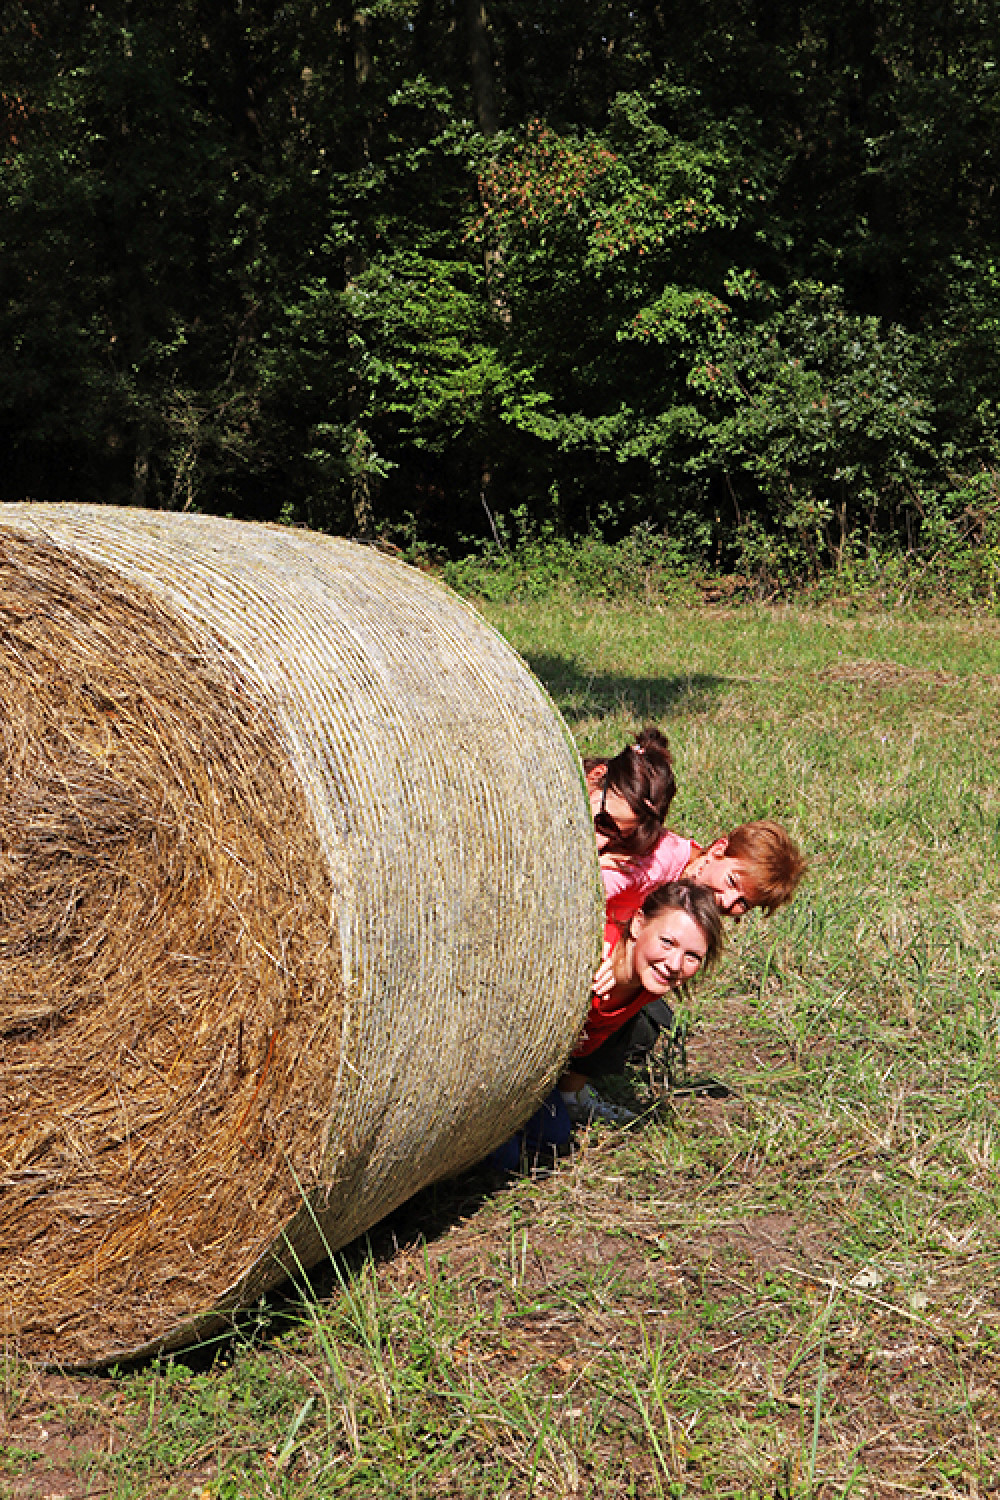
[4,0,1000,588]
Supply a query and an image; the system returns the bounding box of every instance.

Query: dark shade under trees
[3,0,1000,584]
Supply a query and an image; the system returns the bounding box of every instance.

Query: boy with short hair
[601,817,806,923]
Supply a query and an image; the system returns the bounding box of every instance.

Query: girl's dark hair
[638,880,724,968]
[585,725,676,859]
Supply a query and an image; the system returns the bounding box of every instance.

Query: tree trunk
[466,0,498,135]
[343,4,375,537]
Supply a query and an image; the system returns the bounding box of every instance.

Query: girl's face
[589,781,639,854]
[631,906,708,994]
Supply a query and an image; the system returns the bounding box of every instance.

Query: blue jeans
[487,1087,573,1171]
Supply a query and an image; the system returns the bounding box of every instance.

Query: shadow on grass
[520,654,728,726]
[289,1160,512,1297]
[151,1160,522,1374]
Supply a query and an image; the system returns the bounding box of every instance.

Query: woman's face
[631,906,708,994]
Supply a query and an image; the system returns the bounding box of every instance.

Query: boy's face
[690,841,757,916]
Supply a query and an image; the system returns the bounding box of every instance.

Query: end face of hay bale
[1,506,602,1367]
[0,534,343,1365]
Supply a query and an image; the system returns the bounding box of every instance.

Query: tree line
[4,0,1000,585]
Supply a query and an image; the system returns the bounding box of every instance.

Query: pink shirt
[601,830,693,925]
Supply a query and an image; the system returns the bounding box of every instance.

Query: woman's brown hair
[722,821,807,916]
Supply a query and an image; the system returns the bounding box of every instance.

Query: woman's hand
[592,941,615,998]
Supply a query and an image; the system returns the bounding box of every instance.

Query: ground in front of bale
[4,1000,998,1499]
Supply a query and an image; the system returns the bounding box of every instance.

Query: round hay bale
[0,504,602,1367]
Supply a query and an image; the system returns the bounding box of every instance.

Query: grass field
[4,596,1000,1499]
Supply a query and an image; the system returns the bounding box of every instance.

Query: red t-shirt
[572,918,650,1059]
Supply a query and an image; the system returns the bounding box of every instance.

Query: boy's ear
[706,837,730,859]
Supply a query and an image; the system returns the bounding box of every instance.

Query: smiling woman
[631,897,713,992]
[558,880,723,1124]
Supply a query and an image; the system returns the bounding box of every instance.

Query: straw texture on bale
[0,504,602,1367]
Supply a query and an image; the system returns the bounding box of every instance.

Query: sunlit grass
[5,597,1000,1498]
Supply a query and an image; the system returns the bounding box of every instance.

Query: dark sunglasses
[593,778,624,840]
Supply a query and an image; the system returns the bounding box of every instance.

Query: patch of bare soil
[2,1372,117,1499]
[2,1369,215,1500]
[819,657,959,687]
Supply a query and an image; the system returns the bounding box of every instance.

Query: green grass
[4,596,1000,1498]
